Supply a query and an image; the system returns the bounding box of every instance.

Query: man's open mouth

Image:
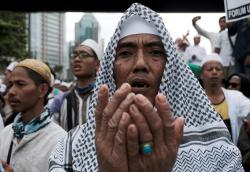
[131,81,149,88]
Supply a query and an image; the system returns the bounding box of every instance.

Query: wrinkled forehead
[117,33,163,47]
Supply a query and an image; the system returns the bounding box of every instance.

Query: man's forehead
[11,67,28,77]
[10,68,30,82]
[230,75,241,80]
[75,45,93,52]
[117,34,163,46]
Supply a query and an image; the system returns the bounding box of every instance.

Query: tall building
[27,13,67,79]
[75,13,99,46]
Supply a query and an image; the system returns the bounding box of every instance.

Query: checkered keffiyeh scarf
[49,3,243,171]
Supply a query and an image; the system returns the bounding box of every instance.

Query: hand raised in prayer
[127,94,184,172]
[95,83,134,172]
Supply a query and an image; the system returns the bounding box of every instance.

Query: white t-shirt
[214,30,236,67]
[184,45,207,65]
[0,115,3,130]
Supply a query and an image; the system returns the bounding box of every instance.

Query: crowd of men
[0,2,250,172]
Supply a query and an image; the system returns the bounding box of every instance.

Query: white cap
[194,34,201,38]
[80,39,102,60]
[120,15,159,39]
[61,81,72,88]
[201,53,223,67]
[7,61,18,72]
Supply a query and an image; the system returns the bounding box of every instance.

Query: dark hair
[226,73,250,98]
[25,68,52,105]
[219,16,226,22]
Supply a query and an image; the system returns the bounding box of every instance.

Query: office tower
[27,13,66,78]
[75,13,99,46]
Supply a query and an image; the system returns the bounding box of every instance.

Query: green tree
[0,12,27,61]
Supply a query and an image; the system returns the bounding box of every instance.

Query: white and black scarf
[49,3,243,172]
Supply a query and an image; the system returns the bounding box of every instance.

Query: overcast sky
[66,12,224,53]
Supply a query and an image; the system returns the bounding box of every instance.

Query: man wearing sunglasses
[51,39,102,131]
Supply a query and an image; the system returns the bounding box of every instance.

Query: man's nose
[133,50,148,72]
[212,68,218,73]
[8,85,16,96]
[73,55,81,61]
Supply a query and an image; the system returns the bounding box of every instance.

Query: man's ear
[38,83,49,98]
[95,60,100,74]
[199,73,203,80]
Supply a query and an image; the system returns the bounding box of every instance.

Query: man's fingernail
[120,83,129,90]
[129,124,136,133]
[100,85,106,94]
[135,94,145,104]
[127,92,135,99]
[157,94,166,103]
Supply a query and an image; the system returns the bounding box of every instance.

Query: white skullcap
[7,61,18,72]
[61,81,72,88]
[201,53,223,67]
[80,39,102,60]
[194,34,201,38]
[120,15,159,39]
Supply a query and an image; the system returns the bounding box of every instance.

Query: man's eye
[215,68,222,71]
[150,50,165,57]
[16,82,25,87]
[117,51,132,58]
[8,82,13,88]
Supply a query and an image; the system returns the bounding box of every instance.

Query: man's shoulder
[43,121,67,138]
[55,90,71,104]
[224,88,249,101]
[0,124,13,136]
[224,88,243,96]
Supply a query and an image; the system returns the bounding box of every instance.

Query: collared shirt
[0,122,66,172]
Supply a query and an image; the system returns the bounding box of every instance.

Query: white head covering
[194,34,201,38]
[201,53,223,67]
[120,15,160,39]
[80,39,102,60]
[7,61,18,72]
[49,3,243,171]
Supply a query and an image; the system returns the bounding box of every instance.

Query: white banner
[224,0,250,22]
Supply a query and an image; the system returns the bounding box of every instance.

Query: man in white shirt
[193,16,236,79]
[183,35,207,66]
[214,16,236,79]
